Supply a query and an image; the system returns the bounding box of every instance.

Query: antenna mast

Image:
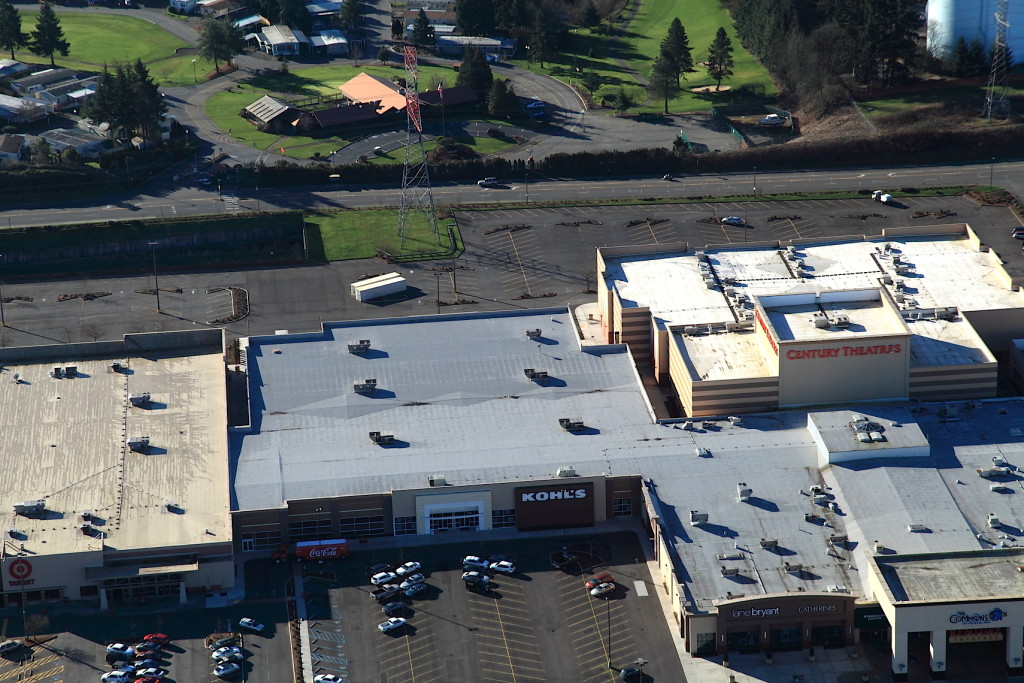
[982,0,1011,119]
[398,46,441,248]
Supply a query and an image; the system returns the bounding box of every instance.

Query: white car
[100,673,132,683]
[313,674,344,683]
[590,582,616,597]
[758,113,785,126]
[213,661,242,679]
[106,643,134,658]
[211,646,243,662]
[238,617,264,633]
[491,560,516,575]
[462,555,490,570]
[399,573,425,589]
[720,216,745,226]
[395,561,422,576]
[134,668,168,679]
[378,617,407,633]
[371,571,398,586]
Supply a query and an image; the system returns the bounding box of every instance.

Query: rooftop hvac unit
[735,293,748,304]
[689,511,709,526]
[353,379,378,394]
[682,420,693,430]
[695,447,710,457]
[894,293,905,303]
[720,567,740,576]
[428,475,447,487]
[891,254,902,265]
[826,585,849,593]
[524,368,549,381]
[526,328,542,339]
[13,500,45,517]
[881,274,893,285]
[784,562,804,573]
[786,246,797,255]
[988,514,1002,528]
[741,311,755,320]
[759,538,778,549]
[894,280,906,291]
[895,265,911,275]
[5,529,15,539]
[558,418,585,432]
[936,307,957,320]
[869,431,886,442]
[812,494,829,505]
[555,466,577,477]
[683,326,701,335]
[704,278,715,289]
[856,432,872,443]
[50,366,62,379]
[725,322,746,332]
[978,466,1012,479]
[165,501,178,512]
[80,510,92,521]
[725,287,736,297]
[110,362,123,373]
[368,431,395,445]
[812,312,830,329]
[907,524,927,533]
[993,455,1009,467]
[990,483,1011,492]
[721,276,737,285]
[128,437,150,452]
[129,392,151,408]
[728,415,742,424]
[79,523,93,535]
[736,483,752,502]
[828,534,848,545]
[717,552,743,561]
[64,366,78,378]
[695,250,708,261]
[873,540,884,553]
[809,484,825,495]
[348,340,371,354]
[834,314,851,328]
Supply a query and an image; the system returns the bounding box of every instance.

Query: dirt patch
[690,85,731,94]
[789,106,874,143]
[57,291,112,302]
[965,189,1015,206]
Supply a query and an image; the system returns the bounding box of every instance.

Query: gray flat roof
[233,309,656,511]
[874,549,1024,603]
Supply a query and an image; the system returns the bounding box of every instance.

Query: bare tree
[25,614,49,638]
[80,323,104,341]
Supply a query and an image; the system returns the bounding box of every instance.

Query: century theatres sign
[785,343,902,360]
[755,309,779,355]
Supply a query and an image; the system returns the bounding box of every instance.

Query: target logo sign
[8,559,32,584]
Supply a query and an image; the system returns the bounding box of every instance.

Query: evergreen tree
[455,46,493,100]
[87,62,165,141]
[412,8,434,47]
[130,59,166,141]
[706,27,734,91]
[487,78,520,118]
[277,0,309,32]
[648,53,679,113]
[85,69,118,136]
[0,0,27,61]
[660,18,694,87]
[376,44,390,64]
[579,0,599,28]
[29,1,68,66]
[391,18,403,38]
[606,86,633,113]
[964,38,987,77]
[951,36,971,78]
[580,70,602,95]
[339,0,359,30]
[455,0,494,36]
[528,23,556,68]
[197,16,244,73]
[494,0,529,34]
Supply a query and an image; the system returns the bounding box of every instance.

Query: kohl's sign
[521,489,588,502]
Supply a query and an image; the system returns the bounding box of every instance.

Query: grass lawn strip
[306,209,457,261]
[368,135,518,165]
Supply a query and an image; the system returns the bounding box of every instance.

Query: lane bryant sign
[515,482,595,531]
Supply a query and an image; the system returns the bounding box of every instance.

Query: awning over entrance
[85,561,198,580]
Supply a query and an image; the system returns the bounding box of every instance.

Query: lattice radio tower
[983,0,1011,119]
[398,46,441,248]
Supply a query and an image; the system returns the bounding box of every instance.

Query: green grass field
[858,85,1024,120]
[368,135,517,164]
[514,0,774,113]
[306,209,458,261]
[11,11,217,86]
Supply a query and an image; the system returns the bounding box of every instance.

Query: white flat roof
[768,300,904,342]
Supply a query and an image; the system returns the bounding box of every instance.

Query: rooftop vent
[555,466,577,478]
[869,431,886,442]
[110,362,123,373]
[353,379,377,394]
[728,416,743,425]
[524,368,549,381]
[50,366,62,379]
[717,552,743,561]
[348,340,371,354]
[720,567,740,576]
[784,562,804,573]
[558,418,585,432]
[129,393,151,408]
[988,513,1002,528]
[64,366,78,378]
[834,314,851,328]
[689,511,709,526]
[428,474,447,487]
[165,501,178,512]
[736,483,752,502]
[80,510,92,521]
[369,431,395,445]
[992,455,1008,467]
[526,329,542,339]
[13,500,45,517]
[128,437,150,453]
[828,534,848,545]
[5,529,16,539]
[759,538,778,549]
[809,484,825,495]
[907,524,927,533]
[78,523,94,535]
[811,312,830,329]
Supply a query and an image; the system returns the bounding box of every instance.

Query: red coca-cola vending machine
[293,538,350,562]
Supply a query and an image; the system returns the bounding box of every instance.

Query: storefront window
[727,629,759,653]
[693,632,717,656]
[769,626,802,651]
[612,498,633,520]
[811,625,844,648]
[492,509,516,528]
[394,516,417,535]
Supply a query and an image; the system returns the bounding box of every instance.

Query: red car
[585,572,614,590]
[142,634,169,644]
[135,678,162,683]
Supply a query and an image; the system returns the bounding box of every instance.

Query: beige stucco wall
[777,335,910,406]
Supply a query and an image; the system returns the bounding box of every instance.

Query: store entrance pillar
[929,630,946,679]
[99,588,108,612]
[1006,625,1023,675]
[891,629,909,681]
[179,582,187,605]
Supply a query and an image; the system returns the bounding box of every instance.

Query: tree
[130,59,166,141]
[0,0,27,60]
[455,0,494,36]
[580,70,602,95]
[528,23,557,69]
[86,61,165,141]
[197,16,244,73]
[391,18,403,38]
[951,36,971,78]
[648,53,679,113]
[412,8,434,47]
[606,86,633,113]
[706,27,734,91]
[339,0,359,30]
[30,137,50,165]
[376,44,390,65]
[29,1,68,66]
[455,46,493,100]
[487,78,520,118]
[579,0,599,28]
[661,18,694,87]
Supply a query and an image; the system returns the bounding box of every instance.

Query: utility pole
[149,242,161,314]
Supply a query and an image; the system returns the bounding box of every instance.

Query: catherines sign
[515,482,595,531]
[785,344,902,360]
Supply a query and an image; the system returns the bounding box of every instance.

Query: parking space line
[20,665,62,683]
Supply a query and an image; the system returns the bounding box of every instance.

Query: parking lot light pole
[149,241,161,314]
[635,657,648,678]
[990,157,995,188]
[192,58,197,83]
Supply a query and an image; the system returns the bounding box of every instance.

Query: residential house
[402,7,456,28]
[0,59,30,80]
[39,128,116,159]
[434,36,516,57]
[405,23,457,40]
[305,0,341,17]
[339,72,407,114]
[241,95,301,132]
[10,68,77,95]
[233,14,268,32]
[0,94,47,123]
[309,30,348,56]
[0,134,27,164]
[26,76,99,111]
[256,25,308,56]
[197,0,239,18]
[167,0,199,13]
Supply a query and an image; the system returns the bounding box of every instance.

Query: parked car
[106,643,134,659]
[1013,230,1024,240]
[395,561,422,576]
[0,640,21,656]
[134,670,168,680]
[399,573,425,589]
[238,617,264,633]
[489,554,516,564]
[491,560,516,575]
[462,571,492,588]
[382,601,408,617]
[128,659,160,670]
[462,555,490,571]
[586,572,614,589]
[721,216,745,226]
[403,583,429,598]
[378,617,407,633]
[372,584,404,601]
[213,661,242,679]
[211,646,243,662]
[207,635,238,651]
[590,582,616,597]
[371,571,398,586]
[551,551,578,569]
[365,562,394,577]
[477,177,498,188]
[619,666,642,681]
[142,634,169,644]
[313,675,343,683]
[758,113,785,127]
[132,642,161,655]
[100,673,132,683]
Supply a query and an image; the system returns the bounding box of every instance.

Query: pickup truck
[371,584,402,602]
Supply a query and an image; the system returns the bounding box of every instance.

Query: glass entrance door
[428,510,480,533]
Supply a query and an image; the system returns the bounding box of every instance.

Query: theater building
[598,224,1024,417]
